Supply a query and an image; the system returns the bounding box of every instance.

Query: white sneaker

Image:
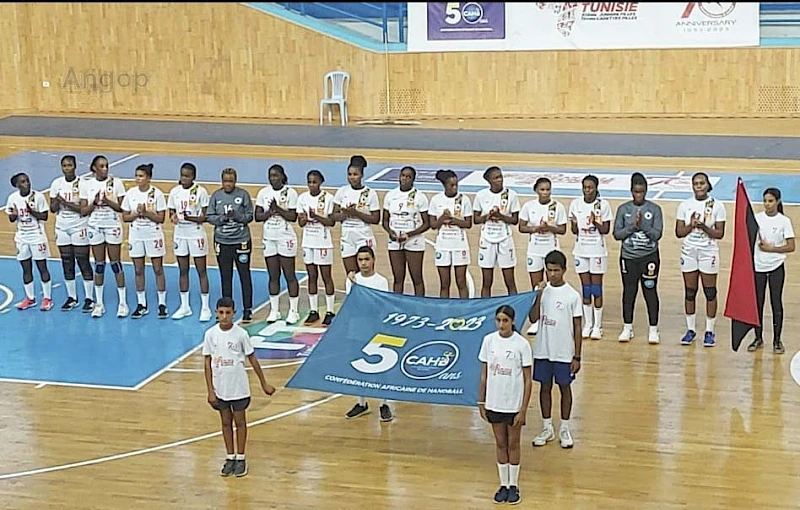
[590,327,603,340]
[199,307,213,322]
[618,327,634,342]
[559,427,574,449]
[581,324,592,339]
[91,303,105,318]
[648,327,661,344]
[266,308,281,324]
[286,310,300,325]
[117,303,129,318]
[532,426,555,447]
[526,322,539,336]
[171,306,192,320]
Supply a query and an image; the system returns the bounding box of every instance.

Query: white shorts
[478,237,516,270]
[129,237,167,259]
[88,225,123,246]
[303,247,334,266]
[526,254,547,273]
[680,245,720,274]
[388,234,426,252]
[575,255,608,275]
[174,236,209,258]
[341,233,376,258]
[55,225,90,247]
[435,249,470,267]
[264,235,298,258]
[16,240,50,261]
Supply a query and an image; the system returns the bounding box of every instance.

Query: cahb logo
[401,341,460,380]
[462,2,484,24]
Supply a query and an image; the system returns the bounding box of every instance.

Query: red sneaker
[40,298,54,311]
[15,297,36,310]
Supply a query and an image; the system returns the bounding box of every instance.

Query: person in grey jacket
[612,172,663,344]
[207,167,255,323]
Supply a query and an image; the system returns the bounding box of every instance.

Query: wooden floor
[1,124,800,509]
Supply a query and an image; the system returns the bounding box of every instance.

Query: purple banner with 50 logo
[427,2,506,41]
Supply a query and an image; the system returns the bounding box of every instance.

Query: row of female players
[4,154,794,350]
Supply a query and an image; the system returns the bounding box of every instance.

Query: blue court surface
[0,149,796,205]
[0,255,304,390]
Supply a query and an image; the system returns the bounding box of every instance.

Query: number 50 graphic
[351,334,408,374]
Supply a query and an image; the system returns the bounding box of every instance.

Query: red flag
[724,178,760,351]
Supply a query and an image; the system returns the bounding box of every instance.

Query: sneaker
[171,306,192,320]
[199,307,213,322]
[774,340,786,355]
[117,303,129,318]
[40,298,54,311]
[703,331,716,348]
[241,309,253,324]
[618,327,634,342]
[266,308,281,324]
[493,486,509,504]
[380,404,394,422]
[747,338,764,352]
[526,322,538,336]
[220,459,235,477]
[234,459,248,478]
[345,402,370,419]
[559,427,574,449]
[581,324,592,339]
[91,303,105,318]
[590,327,603,340]
[15,297,36,310]
[507,486,521,505]
[158,304,168,319]
[322,312,335,326]
[131,304,148,319]
[304,311,321,325]
[680,330,696,346]
[82,298,94,313]
[61,297,79,311]
[286,310,300,325]
[648,327,660,344]
[532,425,555,447]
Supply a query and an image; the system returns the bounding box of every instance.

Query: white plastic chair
[320,71,350,126]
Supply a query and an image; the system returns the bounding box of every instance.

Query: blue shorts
[533,359,574,386]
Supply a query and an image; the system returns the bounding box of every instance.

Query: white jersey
[569,197,614,257]
[533,283,583,363]
[428,192,473,251]
[333,185,380,235]
[255,185,299,241]
[520,199,568,257]
[167,183,210,239]
[297,191,335,249]
[383,187,429,234]
[755,211,795,273]
[202,324,255,401]
[345,272,390,295]
[473,188,521,243]
[80,176,126,229]
[49,176,87,231]
[478,331,533,414]
[5,190,49,244]
[676,197,726,250]
[121,185,167,241]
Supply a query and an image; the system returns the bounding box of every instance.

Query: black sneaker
[379,404,394,422]
[345,403,370,419]
[158,304,168,318]
[131,304,148,319]
[507,486,521,505]
[234,459,248,477]
[493,486,509,504]
[81,298,94,313]
[747,338,764,352]
[61,297,79,311]
[322,312,335,326]
[774,340,786,354]
[220,459,235,477]
[242,309,253,324]
[304,311,321,325]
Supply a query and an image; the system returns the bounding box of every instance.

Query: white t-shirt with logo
[473,188,521,243]
[345,272,390,295]
[202,324,255,401]
[428,192,473,251]
[167,184,210,239]
[383,187,429,234]
[676,197,727,250]
[80,176,127,228]
[478,331,533,414]
[333,185,380,236]
[255,185,299,241]
[569,197,614,258]
[533,283,583,363]
[49,176,87,231]
[296,191,335,249]
[520,199,568,257]
[755,211,795,273]
[5,190,49,244]
[121,185,168,241]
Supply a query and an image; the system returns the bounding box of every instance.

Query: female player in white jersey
[255,164,300,324]
[121,163,169,319]
[675,172,726,347]
[48,155,94,312]
[296,170,337,325]
[568,175,613,340]
[5,173,53,311]
[333,155,380,276]
[473,166,520,297]
[167,162,212,322]
[428,169,473,298]
[79,155,129,318]
[382,166,430,296]
[519,177,567,335]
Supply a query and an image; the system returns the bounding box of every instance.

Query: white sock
[83,280,93,301]
[686,314,696,332]
[137,291,146,306]
[649,325,659,335]
[180,291,189,309]
[95,284,104,306]
[201,293,210,310]
[24,282,34,300]
[65,280,77,299]
[117,287,127,306]
[582,304,593,328]
[706,317,716,333]
[226,453,235,460]
[289,296,299,313]
[561,419,571,430]
[543,417,553,429]
[498,463,510,488]
[380,399,389,406]
[509,464,520,487]
[623,323,633,332]
[235,453,245,461]
[325,293,335,313]
[593,307,603,329]
[270,295,279,312]
[42,280,51,299]
[158,291,166,306]
[357,397,366,406]
[308,293,318,312]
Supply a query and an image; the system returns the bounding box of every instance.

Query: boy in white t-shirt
[203,297,276,478]
[527,250,583,449]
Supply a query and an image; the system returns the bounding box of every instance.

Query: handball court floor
[1,115,800,509]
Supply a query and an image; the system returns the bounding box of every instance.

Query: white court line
[0,377,138,391]
[0,393,342,481]
[34,383,46,389]
[167,359,305,373]
[652,170,686,201]
[0,283,12,312]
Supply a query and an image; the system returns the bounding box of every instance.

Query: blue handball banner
[285,285,536,407]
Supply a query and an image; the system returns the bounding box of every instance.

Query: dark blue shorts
[533,359,574,386]
[211,396,251,412]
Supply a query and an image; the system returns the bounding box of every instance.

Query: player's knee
[703,286,717,302]
[685,286,698,302]
[111,261,123,275]
[61,253,76,279]
[95,262,105,275]
[582,284,592,300]
[591,284,603,299]
[153,266,165,277]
